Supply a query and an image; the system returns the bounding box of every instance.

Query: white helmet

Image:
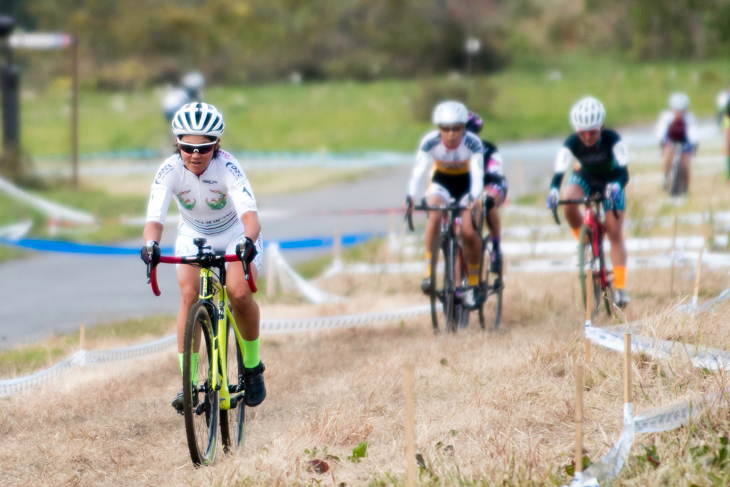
[432,101,469,125]
[172,103,225,138]
[181,71,205,90]
[570,97,606,131]
[669,92,689,111]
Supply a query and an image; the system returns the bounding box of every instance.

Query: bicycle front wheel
[183,302,219,466]
[430,234,455,333]
[669,153,683,196]
[220,319,245,453]
[578,225,602,318]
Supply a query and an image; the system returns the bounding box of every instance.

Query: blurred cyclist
[162,71,206,122]
[654,92,698,191]
[141,102,266,412]
[465,111,507,273]
[546,97,630,308]
[405,101,484,305]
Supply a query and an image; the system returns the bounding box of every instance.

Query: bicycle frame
[582,201,609,290]
[196,267,246,411]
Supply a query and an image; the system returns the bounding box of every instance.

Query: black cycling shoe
[490,247,503,274]
[420,277,431,295]
[171,388,184,414]
[243,362,267,407]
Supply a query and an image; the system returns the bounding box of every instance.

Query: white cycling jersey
[146,150,258,235]
[407,130,484,198]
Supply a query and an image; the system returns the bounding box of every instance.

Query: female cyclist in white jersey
[141,103,266,411]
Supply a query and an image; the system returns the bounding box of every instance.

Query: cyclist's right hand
[546,188,560,210]
[405,195,414,214]
[141,240,161,265]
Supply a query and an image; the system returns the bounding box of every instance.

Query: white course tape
[0,304,432,397]
[0,220,32,240]
[0,174,95,224]
[268,243,345,304]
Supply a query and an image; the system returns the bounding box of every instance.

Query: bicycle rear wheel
[430,234,455,333]
[578,225,602,318]
[220,319,245,453]
[183,302,219,466]
[454,247,470,332]
[478,240,503,331]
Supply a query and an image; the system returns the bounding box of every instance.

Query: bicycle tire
[454,244,470,332]
[669,151,682,196]
[596,239,614,317]
[478,240,503,331]
[430,234,455,333]
[183,302,219,466]
[220,319,245,453]
[578,225,602,318]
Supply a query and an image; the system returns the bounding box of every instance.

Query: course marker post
[574,364,584,479]
[624,333,632,404]
[693,247,704,307]
[79,322,85,351]
[670,215,677,295]
[266,243,279,298]
[585,269,592,363]
[403,365,416,487]
[333,230,342,267]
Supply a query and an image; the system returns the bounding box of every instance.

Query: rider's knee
[228,283,253,308]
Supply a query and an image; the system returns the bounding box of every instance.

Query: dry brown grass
[1,265,729,486]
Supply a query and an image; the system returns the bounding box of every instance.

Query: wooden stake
[79,322,85,351]
[332,230,342,266]
[693,247,704,307]
[624,334,632,404]
[266,244,278,298]
[585,270,592,363]
[670,215,678,295]
[574,364,583,476]
[403,366,416,487]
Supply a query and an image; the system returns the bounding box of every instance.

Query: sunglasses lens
[179,143,215,154]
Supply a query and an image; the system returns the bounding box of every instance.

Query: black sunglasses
[439,124,465,133]
[178,140,217,154]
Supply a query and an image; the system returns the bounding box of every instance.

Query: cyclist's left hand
[605,182,621,206]
[236,237,258,264]
[141,241,161,265]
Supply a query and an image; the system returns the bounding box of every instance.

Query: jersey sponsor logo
[226,161,244,180]
[242,187,253,199]
[154,163,175,184]
[205,189,227,210]
[463,134,483,153]
[176,190,196,210]
[420,134,441,152]
[202,179,218,184]
[219,149,234,159]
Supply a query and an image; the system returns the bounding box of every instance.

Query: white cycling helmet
[172,102,225,138]
[570,96,606,131]
[181,71,205,90]
[432,100,469,125]
[669,92,690,111]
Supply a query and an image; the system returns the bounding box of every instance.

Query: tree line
[3,0,730,89]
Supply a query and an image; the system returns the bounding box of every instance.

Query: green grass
[0,315,175,379]
[20,56,730,160]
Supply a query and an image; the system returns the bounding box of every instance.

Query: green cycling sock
[178,352,184,375]
[243,337,260,368]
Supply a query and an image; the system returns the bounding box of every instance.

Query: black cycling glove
[236,237,258,264]
[141,241,161,265]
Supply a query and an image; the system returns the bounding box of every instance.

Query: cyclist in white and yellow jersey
[141,103,266,412]
[405,101,484,305]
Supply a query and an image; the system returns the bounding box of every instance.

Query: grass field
[20,56,730,159]
[0,265,728,486]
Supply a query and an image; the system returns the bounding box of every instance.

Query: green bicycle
[147,237,257,466]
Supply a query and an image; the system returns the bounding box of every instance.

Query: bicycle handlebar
[551,194,618,225]
[147,254,257,296]
[405,199,469,232]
